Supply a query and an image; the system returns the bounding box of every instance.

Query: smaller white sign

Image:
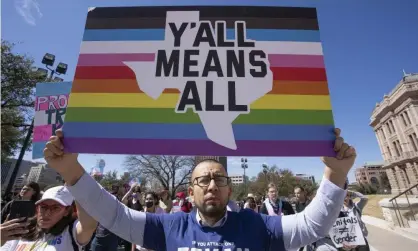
[329,216,366,248]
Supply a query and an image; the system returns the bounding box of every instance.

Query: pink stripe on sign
[35,95,69,111]
[268,54,325,68]
[33,125,53,142]
[77,53,156,66]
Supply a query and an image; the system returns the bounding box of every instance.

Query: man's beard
[196,199,228,218]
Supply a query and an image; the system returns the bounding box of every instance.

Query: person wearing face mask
[143,192,165,214]
[122,185,144,212]
[132,192,165,251]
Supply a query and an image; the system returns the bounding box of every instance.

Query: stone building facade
[355,162,386,187]
[370,73,418,195]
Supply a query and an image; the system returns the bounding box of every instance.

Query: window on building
[400,113,407,127]
[387,146,392,157]
[396,140,402,153]
[386,123,392,134]
[408,135,418,152]
[381,129,386,139]
[405,111,412,125]
[389,120,396,133]
[393,142,400,156]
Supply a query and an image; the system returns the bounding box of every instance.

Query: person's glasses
[36,204,65,214]
[193,176,230,187]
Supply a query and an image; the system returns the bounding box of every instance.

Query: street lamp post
[241,158,248,194]
[262,163,268,183]
[4,53,68,196]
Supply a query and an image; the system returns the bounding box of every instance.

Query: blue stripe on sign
[32,141,47,159]
[82,29,320,42]
[63,122,335,141]
[36,82,73,96]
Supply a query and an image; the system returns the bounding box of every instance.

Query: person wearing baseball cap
[1,186,97,251]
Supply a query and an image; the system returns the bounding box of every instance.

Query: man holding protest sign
[43,128,356,251]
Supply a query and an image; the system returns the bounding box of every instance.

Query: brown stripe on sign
[85,17,318,30]
[87,6,317,20]
[71,79,329,95]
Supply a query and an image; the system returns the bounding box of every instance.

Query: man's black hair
[191,158,227,180]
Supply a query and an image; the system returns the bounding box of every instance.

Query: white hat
[36,186,74,206]
[247,193,255,198]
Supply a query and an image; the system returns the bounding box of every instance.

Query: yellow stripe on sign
[68,93,332,110]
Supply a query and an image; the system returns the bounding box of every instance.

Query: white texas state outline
[124,11,273,150]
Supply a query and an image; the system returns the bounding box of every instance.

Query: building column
[375,129,387,160]
[393,115,409,152]
[408,105,418,136]
[386,168,400,194]
[395,165,409,192]
[405,162,418,194]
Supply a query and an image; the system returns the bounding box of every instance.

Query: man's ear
[188,186,194,197]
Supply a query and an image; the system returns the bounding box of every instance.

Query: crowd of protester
[0,128,366,251]
[0,177,370,251]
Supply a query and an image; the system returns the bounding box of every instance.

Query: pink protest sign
[33,82,72,159]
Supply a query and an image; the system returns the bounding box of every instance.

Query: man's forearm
[282,177,346,250]
[324,167,347,189]
[61,162,85,186]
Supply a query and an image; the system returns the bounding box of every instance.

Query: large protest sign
[63,5,335,156]
[329,216,366,248]
[33,82,72,159]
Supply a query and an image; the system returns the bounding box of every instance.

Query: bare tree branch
[124,155,194,199]
[1,123,32,127]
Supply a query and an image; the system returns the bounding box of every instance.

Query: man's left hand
[321,128,357,188]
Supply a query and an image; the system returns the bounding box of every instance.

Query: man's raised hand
[321,128,357,188]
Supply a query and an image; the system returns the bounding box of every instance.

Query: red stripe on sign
[74,66,328,81]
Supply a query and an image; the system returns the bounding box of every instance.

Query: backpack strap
[68,221,80,251]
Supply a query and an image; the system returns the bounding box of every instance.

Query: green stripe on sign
[65,107,334,125]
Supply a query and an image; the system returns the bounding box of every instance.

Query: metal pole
[4,70,56,196]
[4,120,34,195]
[244,167,247,195]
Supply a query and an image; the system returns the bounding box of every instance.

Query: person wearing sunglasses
[43,128,356,251]
[0,186,97,251]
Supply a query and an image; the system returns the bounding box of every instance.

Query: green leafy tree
[99,170,120,189]
[1,40,44,162]
[231,184,247,201]
[248,165,318,199]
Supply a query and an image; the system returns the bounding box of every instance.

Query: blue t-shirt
[143,209,284,251]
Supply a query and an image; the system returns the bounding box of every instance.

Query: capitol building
[370,72,418,194]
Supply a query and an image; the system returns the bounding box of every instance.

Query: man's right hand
[44,129,84,185]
